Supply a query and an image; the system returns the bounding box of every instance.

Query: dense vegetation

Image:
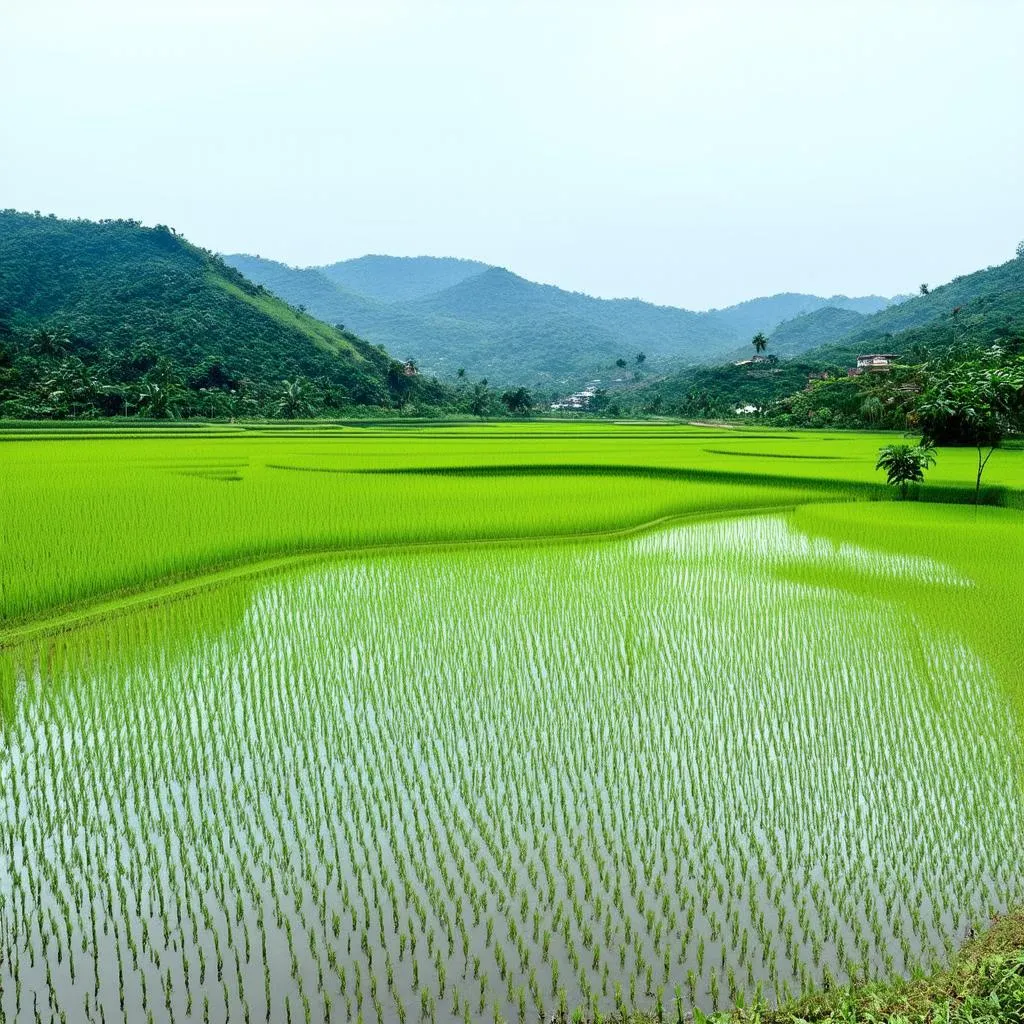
[618,252,1024,425]
[226,254,895,386]
[0,212,462,418]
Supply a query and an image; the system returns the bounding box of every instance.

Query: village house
[849,353,899,376]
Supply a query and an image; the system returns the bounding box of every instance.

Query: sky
[3,0,1023,309]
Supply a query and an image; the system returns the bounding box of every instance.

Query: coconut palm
[752,332,769,355]
[275,379,315,419]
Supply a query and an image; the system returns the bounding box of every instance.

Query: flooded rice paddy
[1,511,1022,1022]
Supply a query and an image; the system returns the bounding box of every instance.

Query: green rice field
[1,422,1023,1022]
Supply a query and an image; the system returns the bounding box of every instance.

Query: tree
[456,367,466,379]
[875,442,936,499]
[860,395,884,424]
[615,358,627,369]
[919,283,930,296]
[275,378,316,419]
[500,387,533,416]
[1016,240,1024,260]
[635,352,646,365]
[917,360,1024,504]
[751,332,768,355]
[469,381,491,418]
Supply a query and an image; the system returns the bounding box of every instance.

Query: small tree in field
[916,361,1024,505]
[876,442,936,498]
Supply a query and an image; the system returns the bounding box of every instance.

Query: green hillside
[0,211,454,418]
[618,254,1024,421]
[766,305,868,356]
[774,256,1024,367]
[226,254,898,387]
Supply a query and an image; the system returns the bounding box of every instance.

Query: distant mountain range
[224,253,899,387]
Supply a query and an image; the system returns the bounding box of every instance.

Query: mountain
[707,292,892,339]
[224,254,379,326]
[224,253,898,387]
[765,306,869,357]
[0,211,453,418]
[320,255,490,302]
[756,256,1024,370]
[614,253,1024,418]
[822,258,1024,355]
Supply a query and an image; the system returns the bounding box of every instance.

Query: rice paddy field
[1,421,1023,1023]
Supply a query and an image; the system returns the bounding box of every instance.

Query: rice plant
[1,503,1021,1020]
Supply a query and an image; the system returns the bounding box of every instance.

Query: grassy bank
[678,909,1024,1023]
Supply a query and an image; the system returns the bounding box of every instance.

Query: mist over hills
[224,253,899,386]
[320,255,490,302]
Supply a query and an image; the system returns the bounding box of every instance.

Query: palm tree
[875,441,936,498]
[275,379,315,419]
[469,382,490,418]
[751,332,768,355]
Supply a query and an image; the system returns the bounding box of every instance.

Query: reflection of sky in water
[0,513,1020,1022]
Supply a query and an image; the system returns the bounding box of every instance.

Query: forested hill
[613,251,1024,421]
[225,252,898,386]
[0,211,453,418]
[743,253,1024,368]
[814,255,1024,359]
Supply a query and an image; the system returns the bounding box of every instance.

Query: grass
[715,909,1024,1023]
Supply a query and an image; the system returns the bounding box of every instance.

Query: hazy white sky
[3,0,1022,308]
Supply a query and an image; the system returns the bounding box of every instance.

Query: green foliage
[917,358,1024,448]
[500,387,534,415]
[917,355,1024,503]
[318,254,490,302]
[876,441,936,497]
[615,358,823,419]
[620,255,1024,424]
[759,306,867,359]
[0,210,461,418]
